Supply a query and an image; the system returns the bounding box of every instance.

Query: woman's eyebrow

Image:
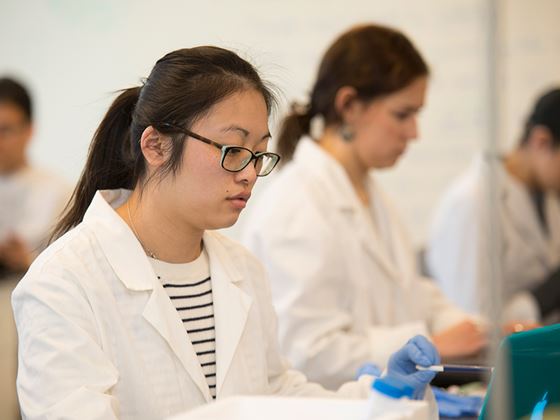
[221,125,271,140]
[401,104,424,112]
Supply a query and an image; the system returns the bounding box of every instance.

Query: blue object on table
[432,386,483,418]
[372,376,414,399]
[479,324,560,419]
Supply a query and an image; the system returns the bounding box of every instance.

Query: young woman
[12,47,438,420]
[243,24,486,390]
[426,88,560,322]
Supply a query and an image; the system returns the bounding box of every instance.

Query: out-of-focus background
[1,0,558,244]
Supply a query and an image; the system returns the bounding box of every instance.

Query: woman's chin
[372,157,400,170]
[206,214,241,230]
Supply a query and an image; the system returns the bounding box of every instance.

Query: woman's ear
[140,126,169,168]
[334,86,362,123]
[22,123,33,146]
[527,125,554,152]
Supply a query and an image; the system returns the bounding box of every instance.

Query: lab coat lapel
[353,206,401,281]
[204,232,252,398]
[501,171,550,264]
[87,190,212,402]
[356,179,406,282]
[546,196,560,259]
[142,287,212,402]
[296,139,400,281]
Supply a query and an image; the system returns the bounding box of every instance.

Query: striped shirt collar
[85,189,244,292]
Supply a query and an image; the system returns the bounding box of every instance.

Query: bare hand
[502,321,541,335]
[432,320,488,359]
[0,234,33,272]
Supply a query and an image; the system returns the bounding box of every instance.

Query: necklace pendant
[147,250,157,259]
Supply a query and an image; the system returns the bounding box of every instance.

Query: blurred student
[242,24,486,390]
[426,88,560,323]
[0,77,70,275]
[0,77,69,420]
[12,47,439,420]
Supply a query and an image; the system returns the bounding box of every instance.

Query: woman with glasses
[243,24,487,390]
[11,47,439,420]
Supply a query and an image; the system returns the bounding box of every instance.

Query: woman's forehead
[192,90,270,137]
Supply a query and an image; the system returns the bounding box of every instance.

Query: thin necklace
[127,200,158,259]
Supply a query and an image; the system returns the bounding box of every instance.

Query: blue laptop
[479,324,560,419]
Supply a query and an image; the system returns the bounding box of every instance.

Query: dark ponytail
[277,24,429,163]
[51,46,275,241]
[50,87,141,242]
[276,103,312,162]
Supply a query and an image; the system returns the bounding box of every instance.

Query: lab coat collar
[84,189,155,291]
[474,155,554,265]
[84,191,212,400]
[499,162,551,262]
[85,190,252,401]
[294,139,406,282]
[293,138,365,212]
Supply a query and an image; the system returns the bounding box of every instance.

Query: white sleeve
[245,210,428,390]
[252,259,373,399]
[425,184,484,316]
[364,322,430,367]
[417,277,473,333]
[12,265,119,420]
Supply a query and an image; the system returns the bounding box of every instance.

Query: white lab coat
[12,189,373,420]
[242,138,467,390]
[426,155,560,319]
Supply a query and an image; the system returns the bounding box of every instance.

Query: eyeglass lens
[222,147,277,176]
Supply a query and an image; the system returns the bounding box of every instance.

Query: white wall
[501,0,560,150]
[1,0,559,245]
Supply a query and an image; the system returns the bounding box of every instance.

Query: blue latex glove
[387,335,440,400]
[432,387,483,417]
[355,362,382,379]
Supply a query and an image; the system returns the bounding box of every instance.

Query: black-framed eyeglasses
[158,123,281,177]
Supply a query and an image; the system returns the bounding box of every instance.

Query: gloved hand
[432,387,483,417]
[387,335,440,400]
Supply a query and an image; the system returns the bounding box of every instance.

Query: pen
[415,364,494,374]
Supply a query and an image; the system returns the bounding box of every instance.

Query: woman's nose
[235,160,258,185]
[406,117,419,141]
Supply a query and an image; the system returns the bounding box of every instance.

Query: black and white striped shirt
[149,250,216,399]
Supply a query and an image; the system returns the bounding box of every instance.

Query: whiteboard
[1,0,558,245]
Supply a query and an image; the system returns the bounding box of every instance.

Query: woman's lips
[227,192,251,209]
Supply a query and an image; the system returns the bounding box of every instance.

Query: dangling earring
[340,124,354,142]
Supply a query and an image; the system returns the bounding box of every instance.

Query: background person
[242,24,486,390]
[426,88,560,323]
[0,77,70,274]
[0,77,70,420]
